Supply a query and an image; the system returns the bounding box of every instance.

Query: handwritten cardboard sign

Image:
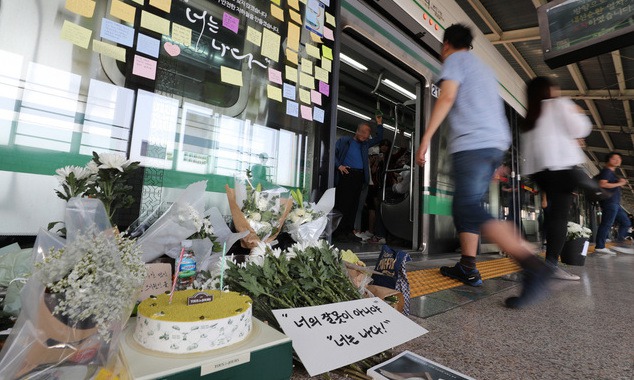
[139,263,172,301]
[272,298,428,377]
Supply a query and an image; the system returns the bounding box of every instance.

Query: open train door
[379,94,421,250]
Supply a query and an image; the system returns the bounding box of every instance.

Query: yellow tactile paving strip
[408,257,521,298]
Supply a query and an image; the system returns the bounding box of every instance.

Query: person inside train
[594,152,634,254]
[520,76,595,280]
[415,23,552,309]
[333,113,384,242]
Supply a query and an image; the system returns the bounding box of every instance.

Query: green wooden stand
[120,318,293,380]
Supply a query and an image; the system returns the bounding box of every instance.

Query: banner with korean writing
[272,297,428,377]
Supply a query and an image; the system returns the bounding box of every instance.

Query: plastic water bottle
[176,240,196,290]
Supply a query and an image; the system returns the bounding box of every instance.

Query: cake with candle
[133,289,252,354]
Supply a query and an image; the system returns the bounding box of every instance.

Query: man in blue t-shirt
[415,24,552,309]
[333,115,383,241]
[594,152,633,254]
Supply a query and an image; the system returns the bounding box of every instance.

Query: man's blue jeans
[596,202,631,248]
[452,148,505,234]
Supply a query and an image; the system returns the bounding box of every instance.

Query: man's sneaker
[369,235,386,244]
[551,266,580,281]
[594,247,616,255]
[505,261,555,309]
[611,245,634,254]
[354,230,373,240]
[440,263,483,286]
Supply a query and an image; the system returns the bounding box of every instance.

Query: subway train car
[0,0,536,255]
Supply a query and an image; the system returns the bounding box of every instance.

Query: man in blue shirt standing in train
[415,24,553,308]
[334,114,383,241]
[594,152,633,254]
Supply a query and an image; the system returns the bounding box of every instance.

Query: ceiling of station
[454,0,634,211]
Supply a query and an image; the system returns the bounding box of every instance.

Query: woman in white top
[521,76,592,280]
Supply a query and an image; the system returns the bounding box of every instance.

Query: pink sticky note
[132,55,157,80]
[269,68,283,84]
[324,27,334,41]
[311,90,322,106]
[300,105,313,121]
[223,12,239,33]
[319,81,329,96]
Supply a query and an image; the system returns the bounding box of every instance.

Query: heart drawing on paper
[164,42,181,57]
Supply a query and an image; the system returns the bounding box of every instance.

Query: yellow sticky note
[299,88,311,104]
[285,65,298,83]
[246,26,262,46]
[271,4,284,22]
[314,66,329,83]
[110,0,135,23]
[322,45,333,60]
[325,12,336,27]
[301,58,313,75]
[299,72,314,89]
[261,28,281,62]
[267,84,283,102]
[141,11,171,35]
[287,22,300,52]
[171,23,192,46]
[221,66,243,87]
[149,0,172,13]
[65,0,95,18]
[93,39,126,62]
[271,0,280,5]
[288,0,300,11]
[286,48,299,65]
[299,0,306,4]
[322,57,332,72]
[310,32,322,43]
[130,0,143,4]
[289,9,302,24]
[60,20,92,49]
[305,44,320,59]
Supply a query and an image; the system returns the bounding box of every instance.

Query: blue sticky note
[101,18,135,48]
[137,33,160,58]
[286,100,299,117]
[313,107,325,123]
[283,83,296,100]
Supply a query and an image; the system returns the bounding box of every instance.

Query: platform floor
[291,249,634,379]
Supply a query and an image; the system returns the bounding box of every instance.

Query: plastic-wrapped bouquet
[567,221,592,241]
[225,177,293,249]
[0,198,146,379]
[284,188,336,244]
[136,181,208,262]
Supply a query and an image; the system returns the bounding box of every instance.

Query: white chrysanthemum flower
[257,198,269,211]
[97,153,131,172]
[86,160,99,174]
[55,165,92,183]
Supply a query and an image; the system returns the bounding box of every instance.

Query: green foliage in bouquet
[224,241,361,330]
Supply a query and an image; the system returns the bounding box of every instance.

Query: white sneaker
[594,247,616,255]
[551,266,580,281]
[611,246,634,254]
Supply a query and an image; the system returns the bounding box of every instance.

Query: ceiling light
[337,105,371,121]
[340,53,368,71]
[382,79,416,100]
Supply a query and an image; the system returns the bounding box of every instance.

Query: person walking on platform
[333,114,383,241]
[415,24,552,309]
[594,152,634,254]
[520,76,594,280]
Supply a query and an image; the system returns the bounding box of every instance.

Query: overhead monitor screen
[538,0,634,68]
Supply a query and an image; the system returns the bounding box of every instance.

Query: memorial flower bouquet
[53,151,140,226]
[567,221,592,241]
[225,176,293,249]
[284,188,335,244]
[0,198,146,379]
